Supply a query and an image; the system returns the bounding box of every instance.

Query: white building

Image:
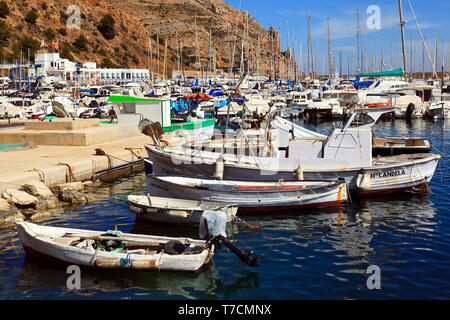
[29,53,150,84]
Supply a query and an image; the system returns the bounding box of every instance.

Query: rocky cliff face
[0,0,289,78]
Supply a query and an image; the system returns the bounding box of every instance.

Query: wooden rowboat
[16,220,215,273]
[146,172,348,212]
[126,195,238,226]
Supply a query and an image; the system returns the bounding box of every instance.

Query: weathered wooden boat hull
[127,195,237,226]
[16,221,214,273]
[145,175,348,212]
[145,145,440,196]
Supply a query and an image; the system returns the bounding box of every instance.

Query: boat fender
[214,155,224,180]
[295,163,304,180]
[356,169,371,191]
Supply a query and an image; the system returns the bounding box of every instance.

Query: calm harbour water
[0,118,449,300]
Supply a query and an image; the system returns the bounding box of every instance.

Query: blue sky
[224,0,449,74]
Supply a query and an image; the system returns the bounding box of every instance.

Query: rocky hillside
[0,0,290,78]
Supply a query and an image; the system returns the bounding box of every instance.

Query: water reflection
[17,256,259,299]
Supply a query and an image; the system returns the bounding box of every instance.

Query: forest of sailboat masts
[142,0,448,82]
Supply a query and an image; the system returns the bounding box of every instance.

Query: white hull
[127,195,237,226]
[16,221,213,272]
[145,173,348,211]
[145,145,440,195]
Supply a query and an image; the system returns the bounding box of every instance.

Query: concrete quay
[0,119,154,194]
[0,135,152,194]
[0,119,140,146]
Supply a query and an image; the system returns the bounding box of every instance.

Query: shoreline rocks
[0,179,98,226]
[2,189,38,208]
[20,180,55,199]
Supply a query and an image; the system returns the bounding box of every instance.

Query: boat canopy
[360,68,404,77]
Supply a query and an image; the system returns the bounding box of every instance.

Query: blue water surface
[0,118,448,300]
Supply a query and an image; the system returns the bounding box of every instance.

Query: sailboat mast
[148,36,154,82]
[156,34,160,78]
[286,20,290,81]
[434,30,437,78]
[327,17,332,79]
[407,0,437,78]
[422,40,425,79]
[194,18,201,80]
[398,0,408,79]
[246,10,250,75]
[307,10,314,79]
[163,37,167,81]
[206,29,211,86]
[307,8,311,77]
[356,0,361,74]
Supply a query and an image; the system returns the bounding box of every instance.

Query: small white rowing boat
[16,220,215,272]
[126,195,238,226]
[146,172,348,212]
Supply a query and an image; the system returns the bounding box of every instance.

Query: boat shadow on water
[17,254,260,299]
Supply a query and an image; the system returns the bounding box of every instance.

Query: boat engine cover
[199,210,228,239]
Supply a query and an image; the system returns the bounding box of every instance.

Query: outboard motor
[406,103,415,121]
[200,210,259,267]
[199,210,228,239]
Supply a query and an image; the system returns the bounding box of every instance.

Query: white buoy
[356,170,372,191]
[214,155,224,180]
[295,163,304,180]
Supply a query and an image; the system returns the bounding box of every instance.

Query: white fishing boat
[145,163,348,212]
[145,108,441,196]
[16,220,215,272]
[126,195,238,226]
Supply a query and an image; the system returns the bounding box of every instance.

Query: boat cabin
[274,108,395,167]
[108,96,172,127]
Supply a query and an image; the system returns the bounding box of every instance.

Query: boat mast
[422,40,425,79]
[286,20,290,81]
[176,30,180,73]
[231,0,242,81]
[398,0,408,80]
[213,47,216,83]
[434,30,437,79]
[194,18,200,80]
[148,36,154,82]
[147,36,150,80]
[406,0,437,79]
[206,29,211,86]
[163,37,167,81]
[227,26,232,78]
[246,10,250,75]
[181,40,185,82]
[156,34,160,78]
[327,17,332,79]
[356,0,361,74]
[410,33,413,79]
[307,8,314,79]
